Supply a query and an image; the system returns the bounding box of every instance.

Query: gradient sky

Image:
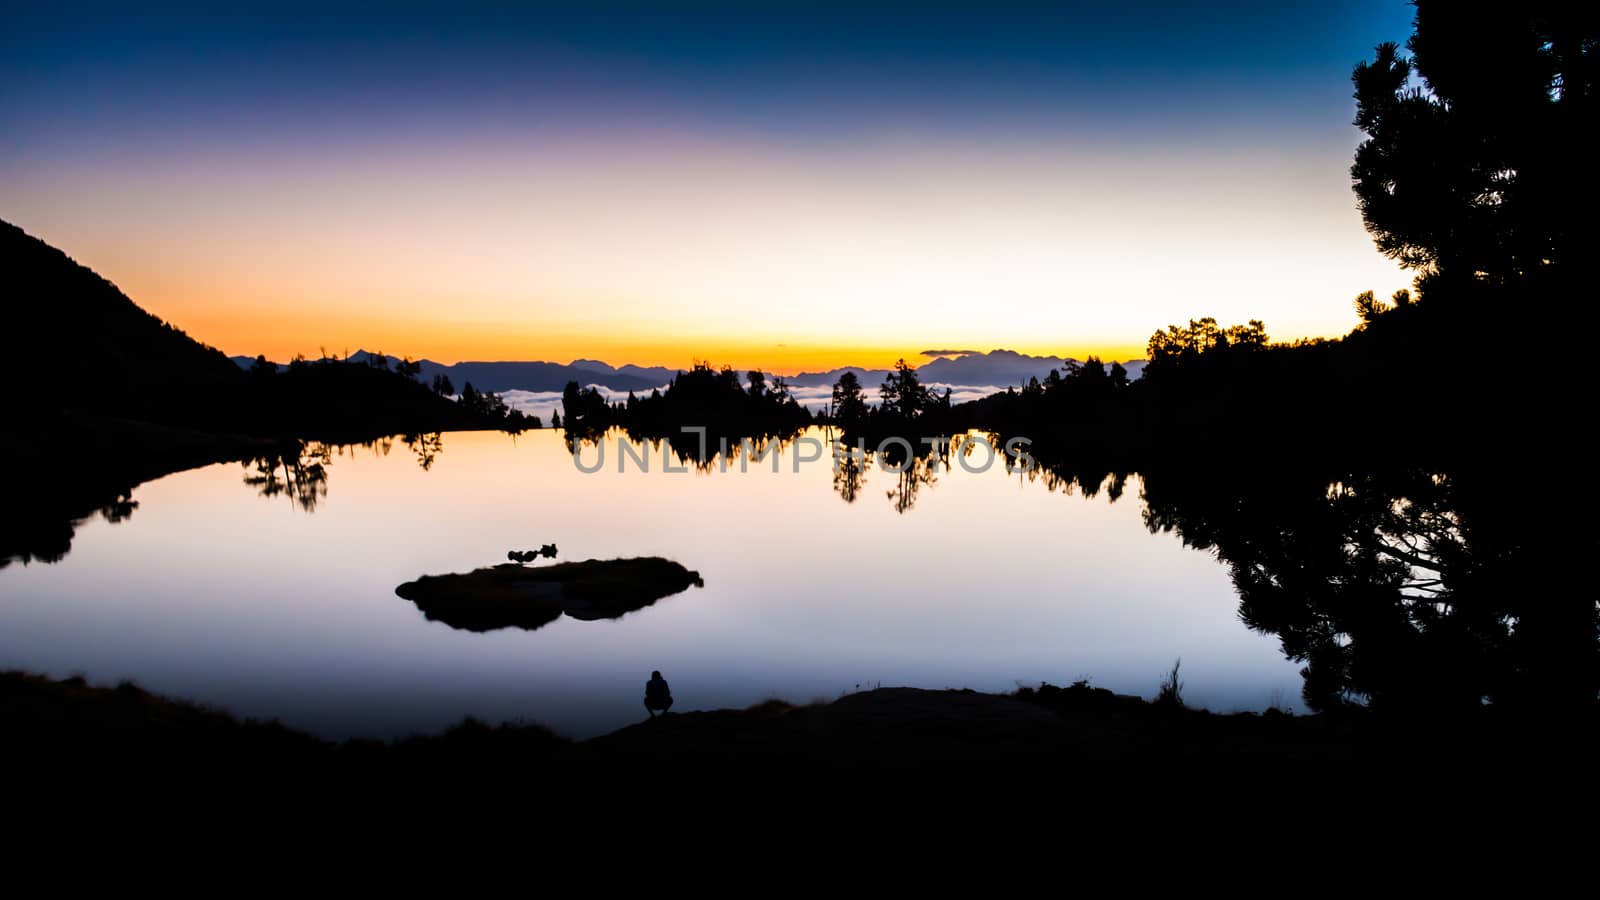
[1,1,1418,371]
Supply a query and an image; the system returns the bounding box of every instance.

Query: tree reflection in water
[545,425,1596,713]
[1141,463,1596,713]
[403,432,444,471]
[242,433,447,511]
[242,443,332,512]
[832,451,866,504]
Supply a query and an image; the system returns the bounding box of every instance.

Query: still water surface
[0,428,1303,738]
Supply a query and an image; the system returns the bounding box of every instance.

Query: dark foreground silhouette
[395,558,704,632]
[7,668,1591,822]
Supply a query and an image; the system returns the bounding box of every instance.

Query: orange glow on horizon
[179,309,1153,375]
[7,132,1411,377]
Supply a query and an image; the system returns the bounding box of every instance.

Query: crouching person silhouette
[645,670,673,718]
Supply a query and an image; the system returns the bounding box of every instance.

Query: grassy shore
[10,668,1585,786]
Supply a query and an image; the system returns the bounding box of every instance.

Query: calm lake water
[0,427,1304,738]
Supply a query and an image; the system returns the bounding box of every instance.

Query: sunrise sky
[1,2,1418,373]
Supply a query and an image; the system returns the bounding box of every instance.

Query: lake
[0,427,1304,739]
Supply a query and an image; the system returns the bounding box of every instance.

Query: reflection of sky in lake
[0,428,1303,739]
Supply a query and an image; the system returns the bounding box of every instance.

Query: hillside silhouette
[2,219,242,425]
[2,219,528,440]
[1,219,529,566]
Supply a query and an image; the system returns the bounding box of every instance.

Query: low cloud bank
[497,382,1013,421]
[498,384,669,423]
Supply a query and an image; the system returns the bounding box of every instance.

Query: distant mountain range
[234,349,1145,395]
[232,352,677,394]
[786,350,1146,389]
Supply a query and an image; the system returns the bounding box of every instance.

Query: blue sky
[1,2,1421,368]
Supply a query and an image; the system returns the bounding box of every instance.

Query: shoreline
[4,416,527,567]
[9,668,1584,774]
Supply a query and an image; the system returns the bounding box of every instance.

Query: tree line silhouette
[247,351,535,435]
[560,362,814,465]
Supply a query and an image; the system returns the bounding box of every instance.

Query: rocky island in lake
[395,557,704,632]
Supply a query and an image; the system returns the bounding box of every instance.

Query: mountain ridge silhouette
[234,348,1147,395]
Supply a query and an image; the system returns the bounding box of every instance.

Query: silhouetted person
[645,670,673,718]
